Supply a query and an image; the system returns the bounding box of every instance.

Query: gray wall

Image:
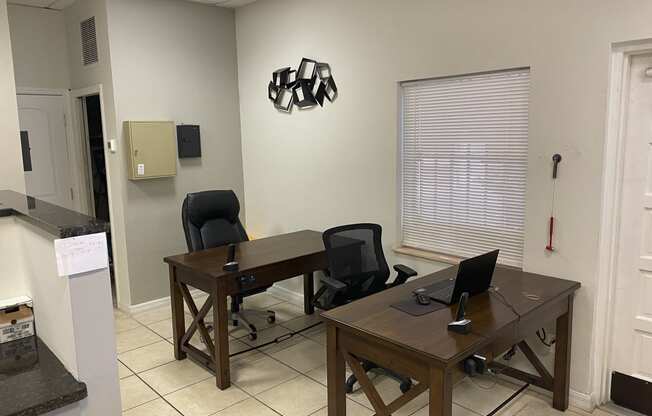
[234,0,652,399]
[8,5,70,89]
[107,0,245,305]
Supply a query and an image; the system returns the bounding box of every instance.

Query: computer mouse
[413,288,431,305]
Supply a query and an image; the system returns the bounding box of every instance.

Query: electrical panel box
[125,121,177,180]
[177,125,201,158]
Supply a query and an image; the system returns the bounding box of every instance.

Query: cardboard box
[0,297,34,344]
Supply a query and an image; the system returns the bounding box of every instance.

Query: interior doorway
[596,43,652,415]
[71,87,118,303]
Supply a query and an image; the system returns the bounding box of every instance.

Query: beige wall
[0,0,24,193]
[235,0,652,399]
[106,0,245,305]
[8,5,70,89]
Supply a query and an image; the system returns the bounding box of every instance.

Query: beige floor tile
[303,327,327,345]
[304,365,353,386]
[269,302,305,322]
[165,378,249,416]
[213,397,279,416]
[115,316,142,334]
[270,337,326,373]
[118,361,134,379]
[140,359,212,395]
[453,376,519,415]
[239,324,308,354]
[116,326,162,354]
[231,355,300,395]
[349,374,429,416]
[114,308,129,319]
[122,398,182,416]
[148,315,192,340]
[281,314,323,332]
[310,399,374,416]
[410,403,481,416]
[186,332,264,363]
[257,375,327,416]
[243,292,284,309]
[119,375,158,411]
[132,305,173,325]
[118,341,175,373]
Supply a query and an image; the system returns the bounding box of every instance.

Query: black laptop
[425,250,500,305]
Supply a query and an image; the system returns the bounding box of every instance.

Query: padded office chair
[182,190,275,341]
[314,223,418,394]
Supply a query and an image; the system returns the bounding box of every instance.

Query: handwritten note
[54,232,109,277]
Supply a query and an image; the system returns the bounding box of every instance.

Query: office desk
[321,266,580,416]
[164,230,327,389]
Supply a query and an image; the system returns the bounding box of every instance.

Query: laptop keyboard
[430,286,454,302]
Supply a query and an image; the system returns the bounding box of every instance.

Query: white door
[17,94,74,209]
[610,53,652,383]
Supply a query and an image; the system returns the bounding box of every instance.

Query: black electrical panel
[177,125,201,158]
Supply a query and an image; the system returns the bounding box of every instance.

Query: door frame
[592,39,652,405]
[69,84,121,304]
[15,87,81,211]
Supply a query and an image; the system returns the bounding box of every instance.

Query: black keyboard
[421,278,456,303]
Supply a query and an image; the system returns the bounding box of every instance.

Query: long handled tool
[546,154,562,251]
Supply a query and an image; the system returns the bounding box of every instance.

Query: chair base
[344,360,412,394]
[231,309,276,341]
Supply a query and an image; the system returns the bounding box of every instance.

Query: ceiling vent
[80,17,98,66]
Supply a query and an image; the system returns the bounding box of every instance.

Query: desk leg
[169,265,186,360]
[429,366,452,416]
[213,284,231,389]
[304,272,315,315]
[553,295,573,411]
[327,325,346,416]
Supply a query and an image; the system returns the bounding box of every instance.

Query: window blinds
[400,68,529,268]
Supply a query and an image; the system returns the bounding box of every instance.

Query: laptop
[425,250,500,305]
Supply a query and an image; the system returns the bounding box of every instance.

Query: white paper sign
[137,163,145,176]
[54,232,109,277]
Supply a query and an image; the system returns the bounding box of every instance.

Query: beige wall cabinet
[124,121,177,180]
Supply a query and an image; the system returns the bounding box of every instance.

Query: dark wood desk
[164,230,327,389]
[321,266,580,416]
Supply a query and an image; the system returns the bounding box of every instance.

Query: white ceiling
[7,0,258,10]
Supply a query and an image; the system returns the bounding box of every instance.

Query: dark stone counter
[0,190,109,238]
[0,337,87,416]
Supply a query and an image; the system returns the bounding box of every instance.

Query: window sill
[392,246,463,266]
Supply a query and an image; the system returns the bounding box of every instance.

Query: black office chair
[314,223,418,394]
[182,190,275,341]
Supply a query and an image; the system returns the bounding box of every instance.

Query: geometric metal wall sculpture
[268,57,337,113]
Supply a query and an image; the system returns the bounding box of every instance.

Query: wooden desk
[321,266,580,416]
[164,230,327,389]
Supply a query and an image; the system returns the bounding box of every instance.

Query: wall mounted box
[124,121,177,180]
[177,125,201,158]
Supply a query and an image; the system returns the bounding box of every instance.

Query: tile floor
[116,292,627,416]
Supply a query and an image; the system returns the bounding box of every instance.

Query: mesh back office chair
[315,223,418,393]
[182,190,275,341]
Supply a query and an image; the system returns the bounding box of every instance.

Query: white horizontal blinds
[401,69,529,267]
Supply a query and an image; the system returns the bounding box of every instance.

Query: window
[399,68,529,268]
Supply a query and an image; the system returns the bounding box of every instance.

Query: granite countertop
[0,337,87,416]
[0,190,109,238]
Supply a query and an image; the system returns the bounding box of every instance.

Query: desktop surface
[321,265,580,365]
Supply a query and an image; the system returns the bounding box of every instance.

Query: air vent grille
[80,17,98,66]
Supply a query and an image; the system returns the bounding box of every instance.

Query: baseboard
[121,288,206,315]
[570,389,595,412]
[267,285,304,306]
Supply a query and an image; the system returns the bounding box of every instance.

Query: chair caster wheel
[266,315,276,324]
[344,379,355,394]
[248,332,257,341]
[399,380,412,394]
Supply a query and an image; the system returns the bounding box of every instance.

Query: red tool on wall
[546,154,562,251]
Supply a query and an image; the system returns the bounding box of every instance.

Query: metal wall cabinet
[124,121,177,180]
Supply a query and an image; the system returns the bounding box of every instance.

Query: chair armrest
[392,264,418,285]
[319,275,347,291]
